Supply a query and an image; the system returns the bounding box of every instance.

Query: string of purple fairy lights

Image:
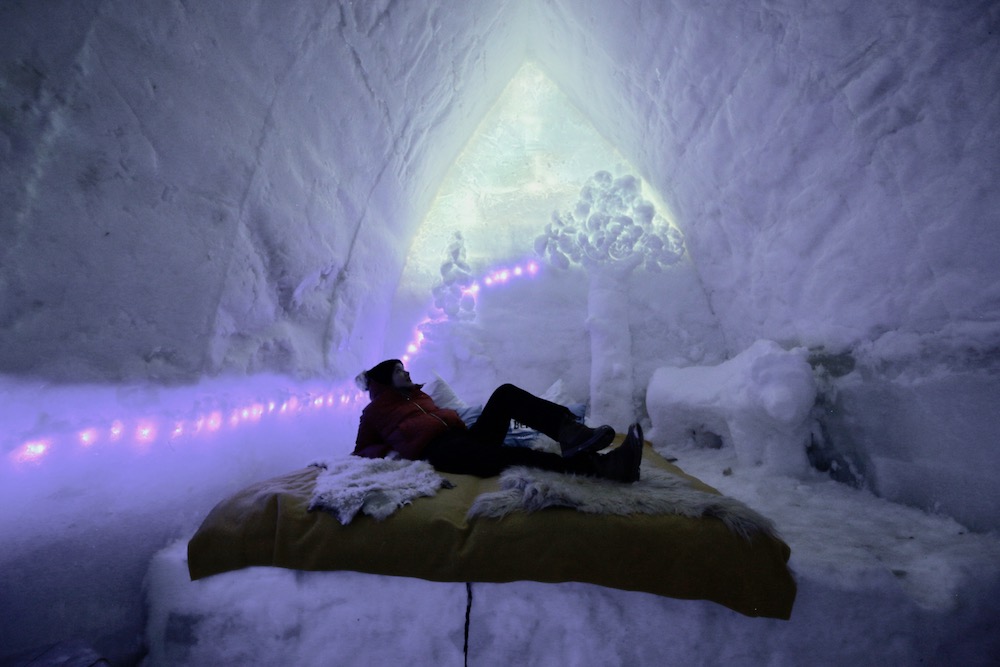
[9,390,370,466]
[8,259,542,466]
[399,260,540,362]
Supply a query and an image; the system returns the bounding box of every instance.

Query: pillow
[423,374,483,430]
[538,378,572,405]
[456,405,483,425]
[423,373,468,410]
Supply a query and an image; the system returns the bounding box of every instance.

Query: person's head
[355,359,415,397]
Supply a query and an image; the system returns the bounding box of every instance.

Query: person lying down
[352,359,642,483]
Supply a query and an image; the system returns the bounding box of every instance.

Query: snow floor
[662,444,1000,615]
[142,444,1000,667]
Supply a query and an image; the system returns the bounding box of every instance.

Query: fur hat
[355,359,402,391]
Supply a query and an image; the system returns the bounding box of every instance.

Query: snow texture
[647,340,815,476]
[1,0,999,663]
[139,444,1000,666]
[144,543,469,666]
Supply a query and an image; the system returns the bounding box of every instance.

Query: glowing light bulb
[207,412,222,431]
[78,428,98,446]
[14,440,49,463]
[514,266,523,276]
[136,422,156,443]
[172,422,185,438]
[110,421,124,441]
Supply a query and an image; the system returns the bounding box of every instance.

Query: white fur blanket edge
[308,457,452,525]
[467,463,779,541]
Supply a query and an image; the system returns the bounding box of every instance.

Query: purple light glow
[401,258,542,362]
[136,422,157,444]
[8,385,366,468]
[11,440,49,464]
[7,258,538,467]
[401,320,437,364]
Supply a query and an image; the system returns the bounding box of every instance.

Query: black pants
[422,384,591,478]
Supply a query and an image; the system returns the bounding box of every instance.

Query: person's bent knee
[491,383,522,401]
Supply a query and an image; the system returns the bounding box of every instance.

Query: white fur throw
[468,463,779,541]
[309,457,452,525]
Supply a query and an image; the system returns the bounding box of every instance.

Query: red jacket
[353,387,466,460]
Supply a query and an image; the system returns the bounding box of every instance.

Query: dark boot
[557,417,615,458]
[592,423,643,483]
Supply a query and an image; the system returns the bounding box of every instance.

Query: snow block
[830,368,1000,533]
[646,340,815,475]
[143,539,1000,666]
[144,541,468,667]
[468,575,1000,667]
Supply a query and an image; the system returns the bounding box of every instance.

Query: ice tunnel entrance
[387,63,695,412]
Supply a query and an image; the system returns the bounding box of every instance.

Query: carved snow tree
[432,231,476,321]
[535,171,684,427]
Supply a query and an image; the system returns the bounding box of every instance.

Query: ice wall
[1,0,529,381]
[2,0,998,525]
[529,0,1000,531]
[4,1,997,373]
[531,0,1000,351]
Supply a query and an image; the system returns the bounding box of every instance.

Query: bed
[186,440,796,621]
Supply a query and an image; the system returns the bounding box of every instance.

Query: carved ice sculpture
[646,340,815,476]
[431,231,476,321]
[535,171,684,426]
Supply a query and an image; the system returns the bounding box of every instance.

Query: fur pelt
[468,463,779,541]
[309,456,452,524]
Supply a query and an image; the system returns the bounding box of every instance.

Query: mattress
[188,443,796,619]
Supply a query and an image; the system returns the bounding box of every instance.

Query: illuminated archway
[389,62,682,367]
